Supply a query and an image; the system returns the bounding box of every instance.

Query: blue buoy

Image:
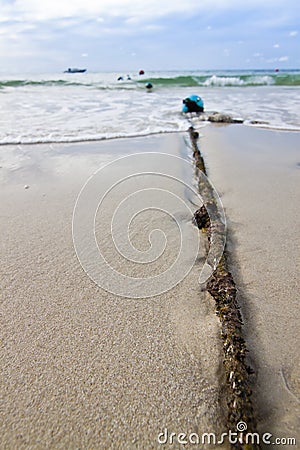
[182,95,204,113]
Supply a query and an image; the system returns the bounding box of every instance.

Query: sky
[0,0,299,73]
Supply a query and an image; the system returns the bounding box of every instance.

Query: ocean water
[1,70,300,145]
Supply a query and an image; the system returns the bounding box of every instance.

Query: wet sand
[0,135,226,449]
[200,124,300,445]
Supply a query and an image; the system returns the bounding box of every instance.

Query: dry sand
[0,135,227,449]
[200,124,300,446]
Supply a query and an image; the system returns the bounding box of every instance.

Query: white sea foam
[203,75,245,86]
[0,71,299,145]
[202,74,273,87]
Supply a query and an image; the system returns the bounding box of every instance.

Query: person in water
[145,82,153,91]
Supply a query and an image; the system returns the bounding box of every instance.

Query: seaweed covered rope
[188,126,258,449]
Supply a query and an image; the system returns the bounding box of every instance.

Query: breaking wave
[1,71,300,90]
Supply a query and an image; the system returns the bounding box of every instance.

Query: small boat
[64,68,87,73]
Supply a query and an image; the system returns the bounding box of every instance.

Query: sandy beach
[201,124,300,445]
[0,125,299,448]
[1,0,300,444]
[0,135,227,449]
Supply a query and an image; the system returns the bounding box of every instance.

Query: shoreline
[1,120,300,147]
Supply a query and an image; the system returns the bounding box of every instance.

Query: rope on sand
[188,126,259,450]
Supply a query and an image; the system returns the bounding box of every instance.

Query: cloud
[1,0,296,22]
[266,55,289,63]
[1,0,299,72]
[0,21,36,36]
[278,55,289,61]
[0,0,202,22]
